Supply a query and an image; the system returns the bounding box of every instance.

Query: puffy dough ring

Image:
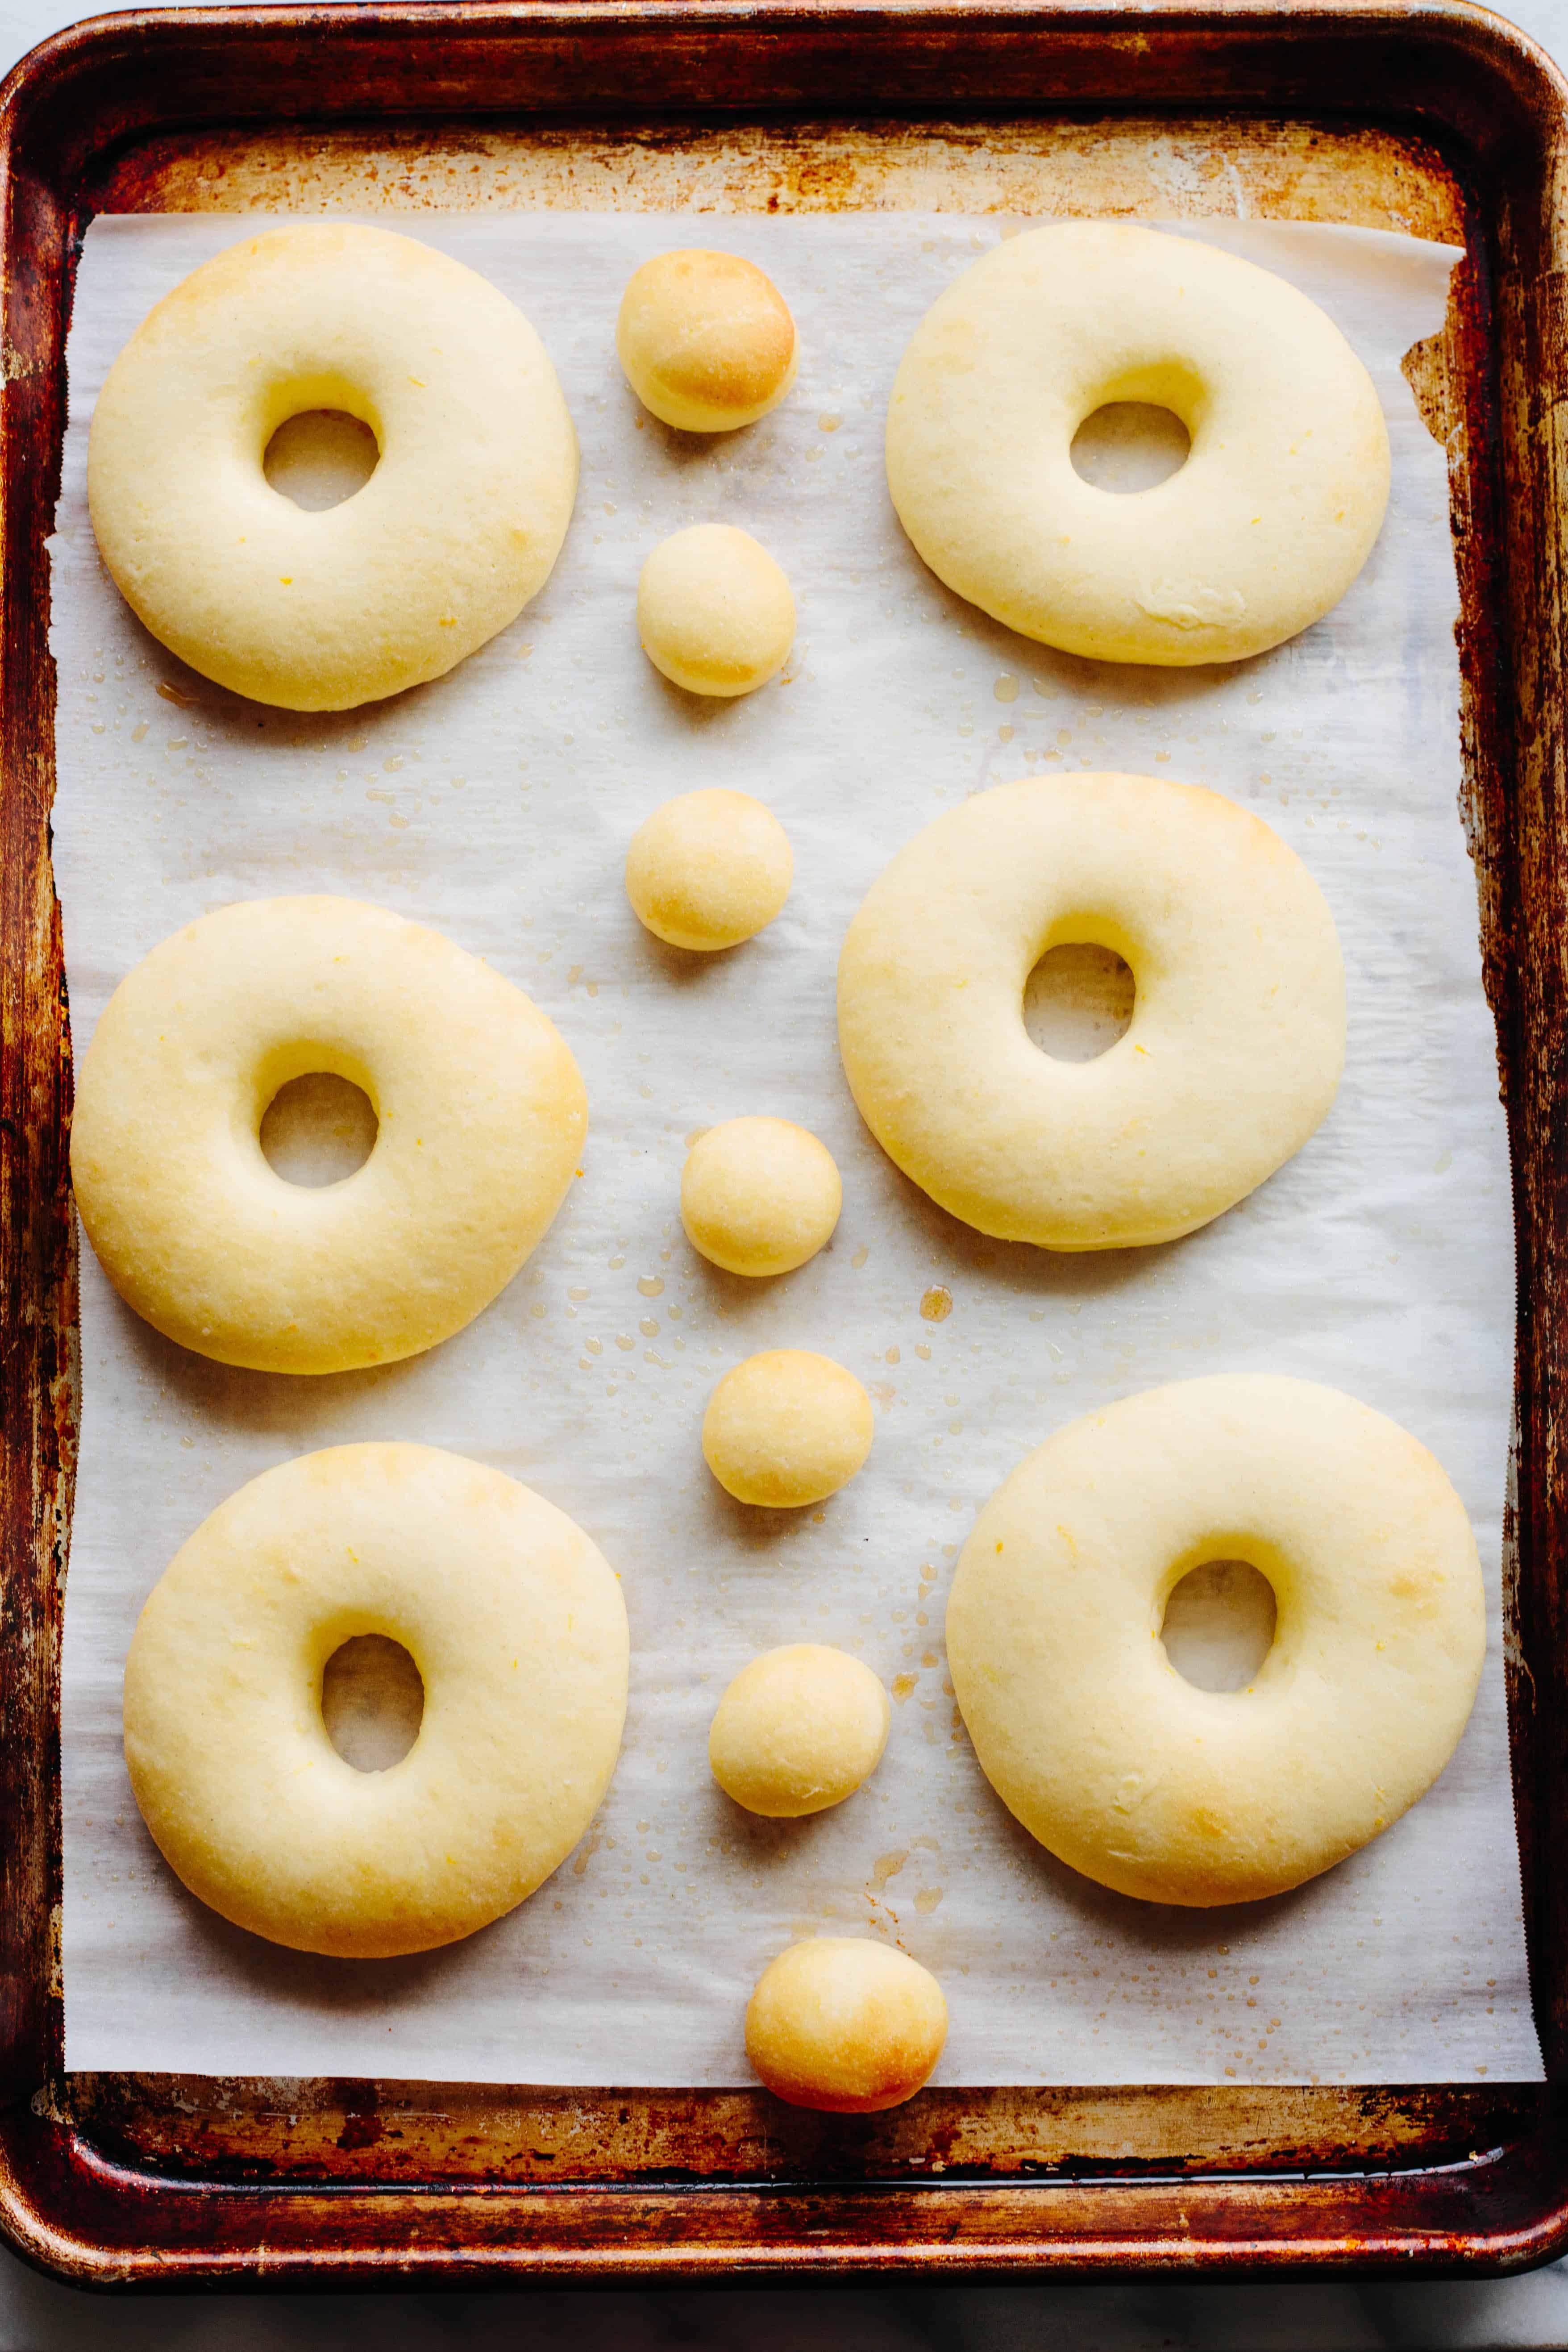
[946,1376,1486,1906]
[71,896,587,1373]
[87,224,578,710]
[836,773,1344,1250]
[124,1443,630,1957]
[886,222,1390,665]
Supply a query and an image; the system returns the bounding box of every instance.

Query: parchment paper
[52,211,1543,2085]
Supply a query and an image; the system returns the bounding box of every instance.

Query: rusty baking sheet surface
[1,0,1566,2287]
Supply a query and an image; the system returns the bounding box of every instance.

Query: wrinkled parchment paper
[52,212,1543,2084]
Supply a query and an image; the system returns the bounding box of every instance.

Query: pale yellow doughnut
[745,1940,948,2112]
[124,1443,629,1957]
[837,773,1344,1250]
[617,250,798,432]
[637,525,794,697]
[682,1117,840,1276]
[71,897,586,1374]
[709,1644,890,1817]
[886,222,1390,665]
[625,790,792,952]
[702,1350,873,1508]
[946,1376,1486,1907]
[87,224,578,711]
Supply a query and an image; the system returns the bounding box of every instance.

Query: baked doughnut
[703,1351,874,1508]
[946,1376,1485,1907]
[625,790,792,951]
[617,250,798,432]
[637,525,794,697]
[71,896,586,1374]
[886,222,1389,665]
[124,1443,629,1957]
[87,223,577,711]
[682,1118,841,1276]
[746,1940,948,2111]
[709,1644,890,1816]
[837,773,1343,1250]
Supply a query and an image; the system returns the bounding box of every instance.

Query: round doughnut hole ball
[703,1350,873,1509]
[683,1117,841,1276]
[637,525,794,698]
[710,1644,890,1818]
[625,789,792,953]
[617,250,798,433]
[746,1939,948,2113]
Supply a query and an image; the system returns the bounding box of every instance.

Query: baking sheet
[51,210,1543,2086]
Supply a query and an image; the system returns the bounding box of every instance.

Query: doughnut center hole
[264,409,380,511]
[321,1635,424,1772]
[1070,403,1191,494]
[260,1073,378,1187]
[1024,944,1135,1062]
[1161,1560,1277,1693]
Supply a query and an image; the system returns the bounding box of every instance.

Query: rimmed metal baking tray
[2,0,1566,2286]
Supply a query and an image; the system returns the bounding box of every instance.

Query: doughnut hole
[321,1634,424,1771]
[260,1072,379,1187]
[710,1644,890,1818]
[637,524,795,698]
[1024,943,1135,1062]
[682,1117,840,1276]
[703,1350,873,1509]
[745,1939,948,2112]
[1070,401,1191,494]
[1161,1559,1278,1693]
[264,409,380,511]
[626,788,792,952]
[617,250,798,433]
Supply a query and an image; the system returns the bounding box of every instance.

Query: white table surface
[5,0,1567,2340]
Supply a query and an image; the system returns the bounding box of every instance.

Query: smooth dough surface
[746,1940,948,2112]
[87,223,578,710]
[637,525,795,697]
[709,1644,890,1817]
[886,222,1390,666]
[124,1443,629,1957]
[946,1376,1486,1907]
[616,250,798,432]
[703,1350,874,1508]
[625,789,792,951]
[71,896,586,1374]
[837,772,1344,1250]
[682,1117,841,1275]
